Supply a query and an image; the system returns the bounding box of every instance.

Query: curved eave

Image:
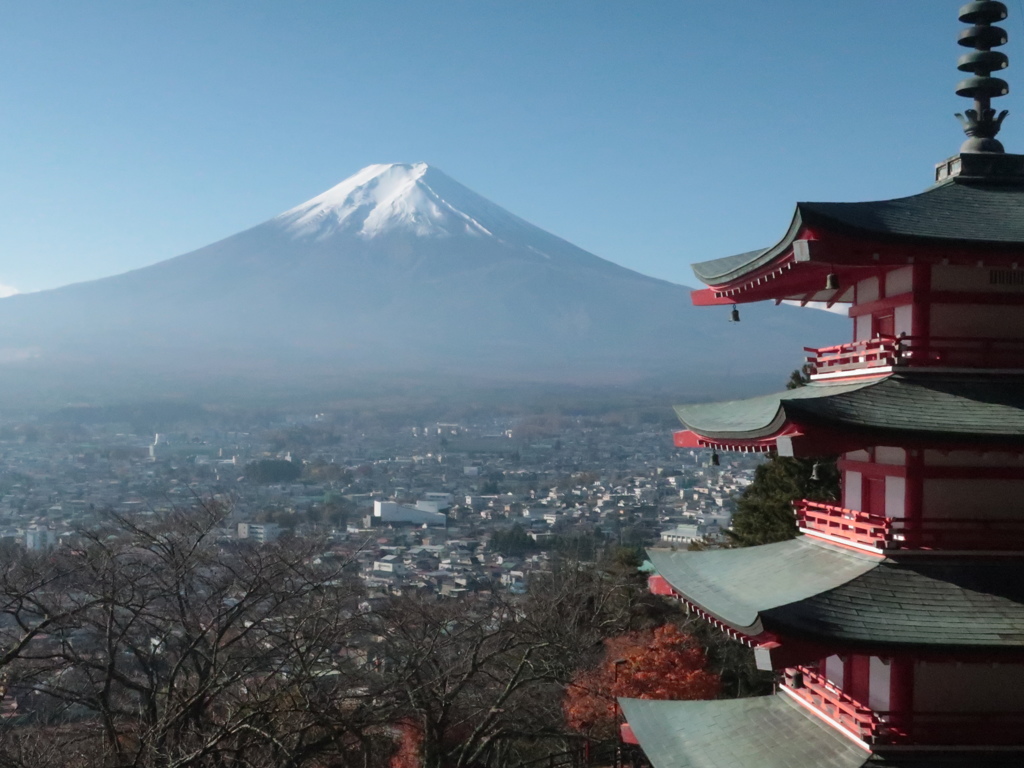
[650,542,1024,651]
[690,179,1024,305]
[646,539,879,635]
[692,210,805,286]
[619,695,871,768]
[673,379,881,447]
[674,374,1024,452]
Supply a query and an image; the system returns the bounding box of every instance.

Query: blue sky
[1,1,1020,294]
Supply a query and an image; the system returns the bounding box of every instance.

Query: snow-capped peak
[275,163,495,240]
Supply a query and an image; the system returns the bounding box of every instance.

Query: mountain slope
[0,163,846,401]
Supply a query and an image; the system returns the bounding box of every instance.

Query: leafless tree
[0,504,384,768]
[371,555,672,768]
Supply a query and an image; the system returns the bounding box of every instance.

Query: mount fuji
[0,163,844,402]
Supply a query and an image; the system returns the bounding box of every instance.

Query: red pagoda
[620,3,1024,766]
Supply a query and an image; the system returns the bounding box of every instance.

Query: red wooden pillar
[904,450,924,546]
[889,655,915,731]
[845,654,871,704]
[910,264,931,340]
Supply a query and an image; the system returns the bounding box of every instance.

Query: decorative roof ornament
[955,1,1011,152]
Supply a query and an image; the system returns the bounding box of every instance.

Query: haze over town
[0,3,1001,768]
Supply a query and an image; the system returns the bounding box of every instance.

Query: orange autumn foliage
[563,624,720,737]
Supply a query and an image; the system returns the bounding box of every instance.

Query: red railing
[796,501,1024,551]
[795,500,890,549]
[806,335,1024,376]
[783,667,878,740]
[786,668,1024,746]
[804,338,899,377]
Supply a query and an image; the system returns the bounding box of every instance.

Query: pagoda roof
[649,540,1024,650]
[647,539,877,631]
[619,695,869,768]
[620,695,1024,768]
[692,177,1024,287]
[674,373,1024,449]
[770,556,1024,649]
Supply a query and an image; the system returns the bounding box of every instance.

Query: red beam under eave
[753,639,836,672]
[649,575,674,596]
[801,228,1024,267]
[692,225,1024,307]
[673,430,704,448]
[674,429,793,454]
[677,427,926,458]
[620,723,638,745]
[691,288,736,306]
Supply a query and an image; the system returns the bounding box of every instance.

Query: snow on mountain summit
[276,163,499,241]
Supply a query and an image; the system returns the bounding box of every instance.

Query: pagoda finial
[955,1,1011,153]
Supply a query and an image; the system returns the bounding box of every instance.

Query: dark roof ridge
[692,178,1024,286]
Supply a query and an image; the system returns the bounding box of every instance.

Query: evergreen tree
[727,369,840,546]
[728,455,838,546]
[244,458,302,484]
[490,523,538,557]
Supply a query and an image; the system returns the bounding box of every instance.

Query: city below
[0,404,759,593]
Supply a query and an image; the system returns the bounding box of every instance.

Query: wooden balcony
[805,335,1024,378]
[782,667,878,741]
[785,667,1024,746]
[796,500,1024,552]
[795,500,890,550]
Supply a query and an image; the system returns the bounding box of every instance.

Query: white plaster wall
[895,304,913,336]
[886,267,913,296]
[875,447,906,465]
[855,314,872,341]
[915,662,1024,712]
[885,476,906,518]
[825,655,844,686]
[858,277,880,303]
[868,657,891,712]
[844,471,862,510]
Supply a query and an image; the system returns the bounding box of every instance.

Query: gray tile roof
[766,558,1024,649]
[673,379,875,440]
[651,540,1024,649]
[622,693,1024,767]
[800,181,1024,245]
[647,539,878,632]
[691,247,774,285]
[692,179,1024,285]
[787,374,1024,440]
[675,373,1024,443]
[619,694,871,768]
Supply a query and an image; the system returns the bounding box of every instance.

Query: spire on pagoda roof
[956,1,1011,153]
